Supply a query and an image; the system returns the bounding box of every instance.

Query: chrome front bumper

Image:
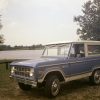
[10,76,37,87]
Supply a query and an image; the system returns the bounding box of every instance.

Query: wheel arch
[91,67,100,75]
[38,69,66,83]
[44,71,65,82]
[89,67,100,85]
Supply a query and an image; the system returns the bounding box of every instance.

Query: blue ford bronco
[10,41,100,97]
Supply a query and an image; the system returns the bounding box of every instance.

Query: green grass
[0,64,100,100]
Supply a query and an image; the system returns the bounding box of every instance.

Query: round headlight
[11,66,15,74]
[30,68,34,77]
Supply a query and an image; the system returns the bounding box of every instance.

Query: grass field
[0,63,100,100]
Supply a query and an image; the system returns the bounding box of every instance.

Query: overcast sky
[0,0,88,46]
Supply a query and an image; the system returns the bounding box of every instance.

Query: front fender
[37,67,66,83]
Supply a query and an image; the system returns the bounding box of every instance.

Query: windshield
[42,43,71,57]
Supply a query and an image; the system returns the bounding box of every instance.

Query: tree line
[0,44,44,51]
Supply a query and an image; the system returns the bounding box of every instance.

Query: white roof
[45,40,100,47]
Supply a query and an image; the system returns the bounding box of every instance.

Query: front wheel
[90,69,100,85]
[18,82,32,91]
[45,76,60,97]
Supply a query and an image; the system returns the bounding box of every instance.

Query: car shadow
[60,78,94,96]
[19,78,95,99]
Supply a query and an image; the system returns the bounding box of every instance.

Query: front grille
[14,66,30,77]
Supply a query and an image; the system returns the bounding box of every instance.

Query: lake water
[0,50,43,60]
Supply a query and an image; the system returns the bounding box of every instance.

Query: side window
[59,46,66,55]
[57,44,70,56]
[69,44,75,57]
[69,44,85,58]
[59,46,70,55]
[88,45,100,56]
[75,44,85,57]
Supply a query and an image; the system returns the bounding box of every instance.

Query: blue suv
[10,41,100,97]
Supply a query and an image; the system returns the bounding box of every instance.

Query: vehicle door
[64,43,90,77]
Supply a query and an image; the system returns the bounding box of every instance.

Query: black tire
[18,82,32,91]
[89,69,100,85]
[45,75,60,97]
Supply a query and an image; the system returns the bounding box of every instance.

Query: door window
[70,44,85,57]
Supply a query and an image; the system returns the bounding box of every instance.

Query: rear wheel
[18,82,32,91]
[45,76,60,97]
[90,69,100,85]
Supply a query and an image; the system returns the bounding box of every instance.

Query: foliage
[0,15,4,43]
[0,34,4,43]
[0,44,44,51]
[74,0,100,41]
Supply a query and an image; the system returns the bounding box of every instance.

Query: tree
[0,15,4,43]
[0,34,4,43]
[74,0,100,41]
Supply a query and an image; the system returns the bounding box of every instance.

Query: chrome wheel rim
[94,70,100,84]
[51,79,60,96]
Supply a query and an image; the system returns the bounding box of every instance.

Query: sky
[0,0,88,46]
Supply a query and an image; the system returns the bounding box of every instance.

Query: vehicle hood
[10,57,67,68]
